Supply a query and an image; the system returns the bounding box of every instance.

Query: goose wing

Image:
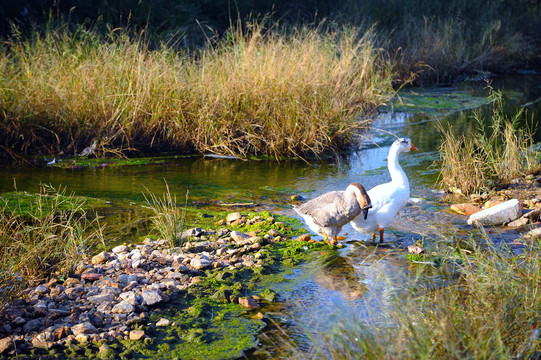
[294,191,360,228]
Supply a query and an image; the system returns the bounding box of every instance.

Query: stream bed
[1,74,540,358]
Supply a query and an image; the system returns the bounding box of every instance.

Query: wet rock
[238,297,259,309]
[71,322,98,336]
[91,252,110,265]
[129,330,145,340]
[140,290,163,306]
[295,234,311,242]
[450,203,482,216]
[112,301,135,314]
[468,199,521,226]
[112,245,130,254]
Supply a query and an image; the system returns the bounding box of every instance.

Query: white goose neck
[387,147,408,186]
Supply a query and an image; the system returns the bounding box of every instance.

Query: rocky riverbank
[0,211,324,358]
[448,174,541,239]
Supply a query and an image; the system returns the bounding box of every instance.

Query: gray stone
[182,227,205,239]
[87,294,115,305]
[23,318,42,333]
[230,230,250,240]
[190,258,211,270]
[129,330,145,340]
[119,291,138,306]
[13,317,26,326]
[524,227,541,239]
[71,322,98,336]
[140,290,163,306]
[91,252,109,265]
[33,285,50,295]
[467,199,521,226]
[112,301,135,314]
[156,318,171,327]
[226,212,243,224]
[112,245,130,254]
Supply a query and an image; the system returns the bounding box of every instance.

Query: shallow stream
[1,74,540,358]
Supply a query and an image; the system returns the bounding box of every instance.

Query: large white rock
[467,199,521,226]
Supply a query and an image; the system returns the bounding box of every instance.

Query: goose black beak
[362,204,372,220]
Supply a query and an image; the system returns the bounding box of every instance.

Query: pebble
[91,252,109,265]
[129,330,145,341]
[238,297,259,308]
[112,245,130,254]
[156,318,171,327]
[140,290,163,306]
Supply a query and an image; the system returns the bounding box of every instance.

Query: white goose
[294,183,372,245]
[351,138,418,243]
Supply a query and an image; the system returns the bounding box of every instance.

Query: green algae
[49,155,194,169]
[17,208,333,360]
[385,89,489,116]
[0,187,108,218]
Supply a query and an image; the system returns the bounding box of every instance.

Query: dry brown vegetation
[0,22,394,160]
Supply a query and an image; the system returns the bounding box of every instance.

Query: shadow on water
[0,74,540,358]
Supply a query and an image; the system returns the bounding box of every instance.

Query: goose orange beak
[410,144,419,151]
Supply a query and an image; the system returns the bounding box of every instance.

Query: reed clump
[0,185,104,306]
[290,235,541,359]
[143,182,186,249]
[439,88,540,195]
[0,22,394,159]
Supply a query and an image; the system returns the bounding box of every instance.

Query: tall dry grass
[0,185,104,306]
[0,22,394,159]
[439,88,540,195]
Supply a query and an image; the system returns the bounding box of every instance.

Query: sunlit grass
[439,87,540,195]
[0,184,104,306]
[0,21,394,159]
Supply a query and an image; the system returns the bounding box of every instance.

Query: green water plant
[0,184,104,306]
[143,182,187,248]
[439,88,540,195]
